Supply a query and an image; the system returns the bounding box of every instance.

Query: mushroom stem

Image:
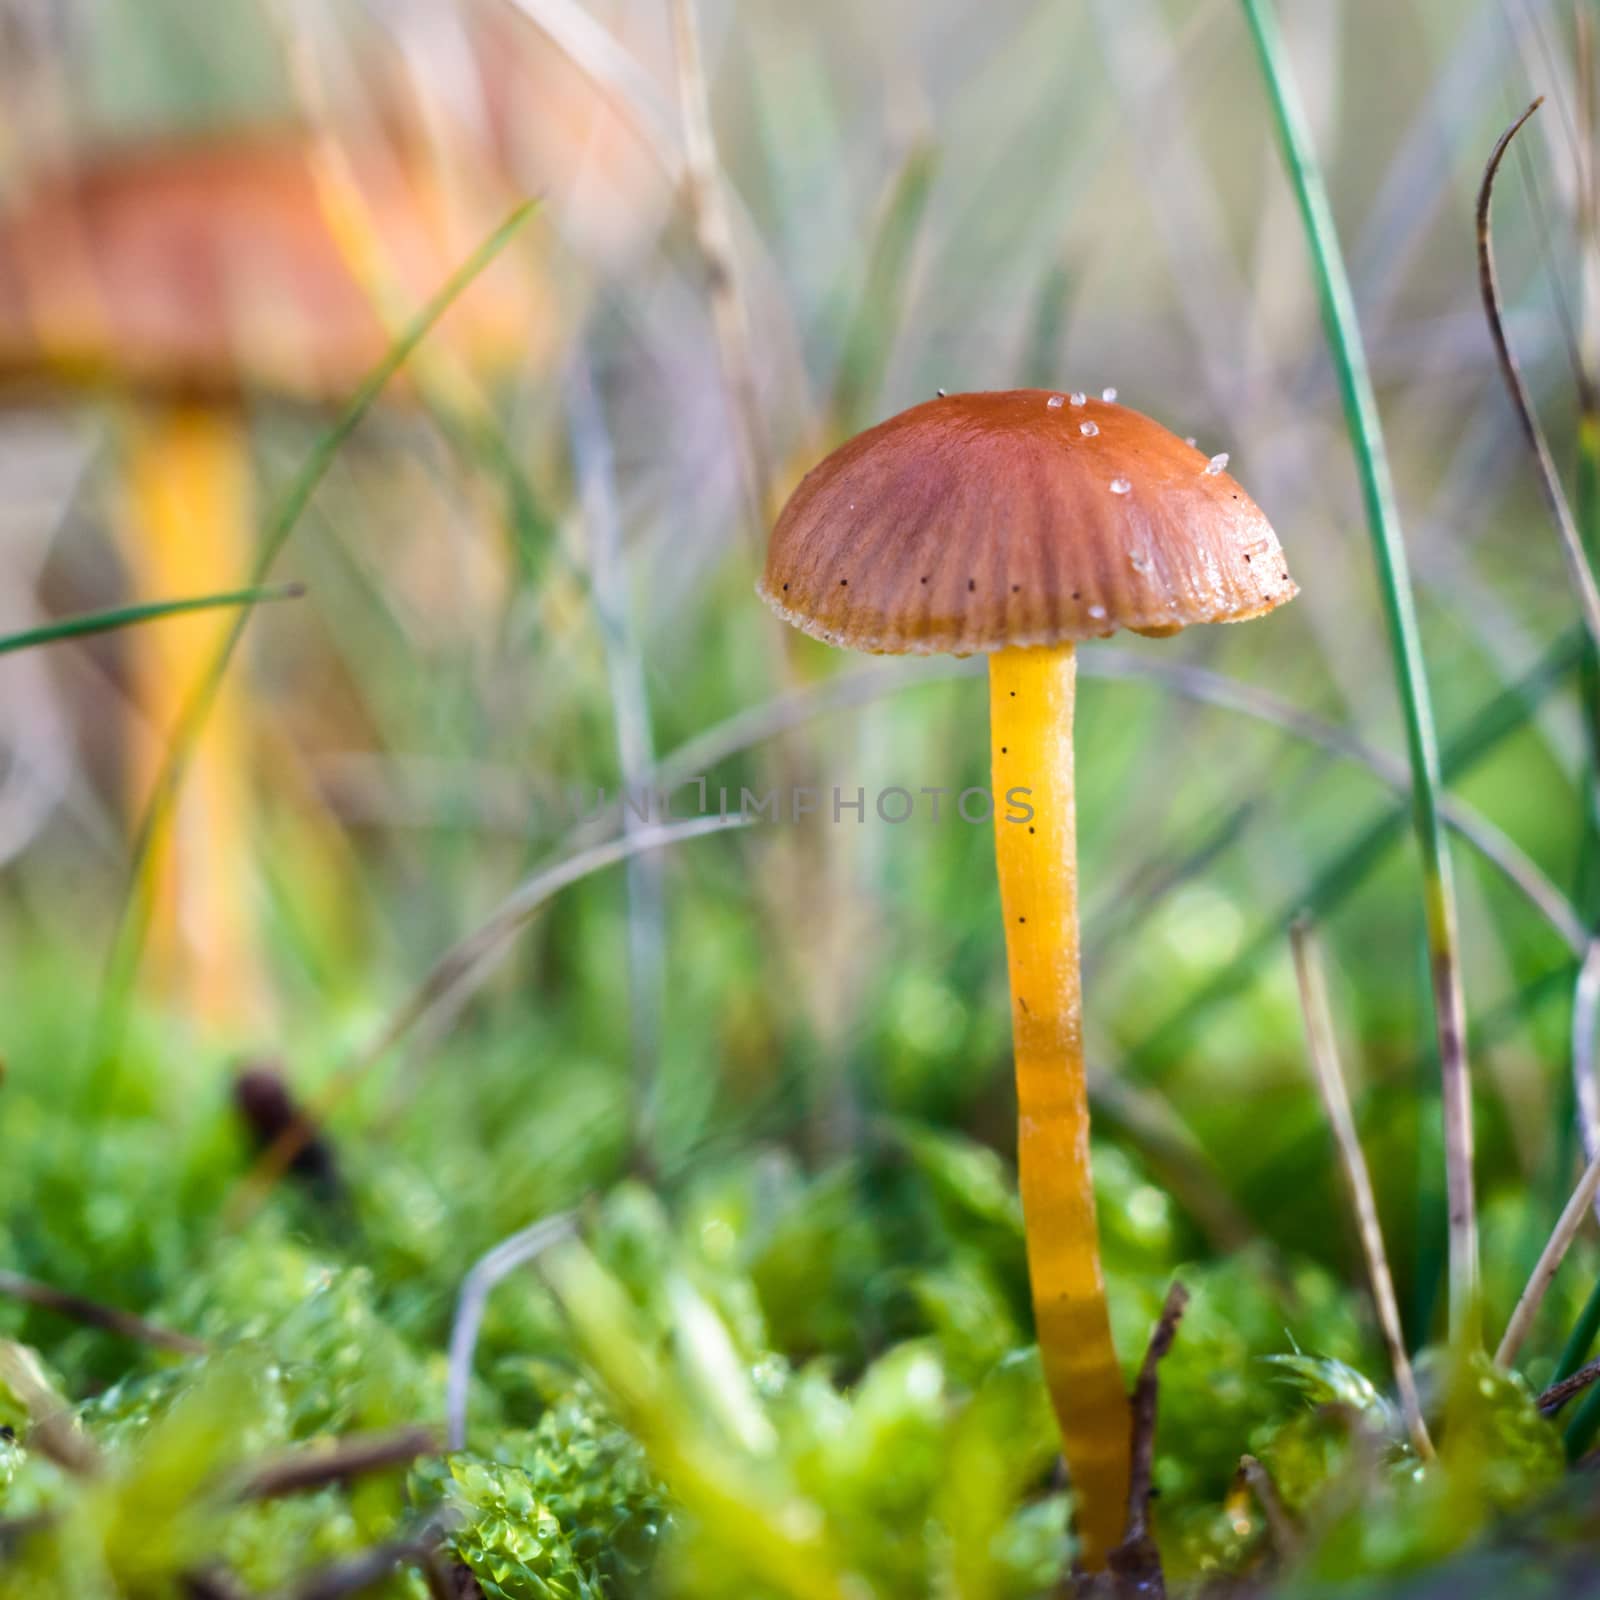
[989,642,1130,1570]
[120,402,263,1030]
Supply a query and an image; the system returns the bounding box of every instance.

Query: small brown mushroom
[761,388,1296,1569]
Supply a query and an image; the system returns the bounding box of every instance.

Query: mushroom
[0,132,539,1028]
[759,388,1296,1568]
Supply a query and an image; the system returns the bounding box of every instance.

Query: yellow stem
[990,643,1130,1570]
[120,402,264,1033]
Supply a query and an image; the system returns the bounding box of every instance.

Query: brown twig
[667,0,775,533]
[1289,921,1433,1458]
[1496,1143,1600,1368]
[285,1522,452,1600]
[1478,97,1600,655]
[1124,1281,1190,1549]
[1537,1353,1600,1417]
[1070,1282,1192,1597]
[418,1549,484,1600]
[233,1426,441,1502]
[0,1269,206,1357]
[1237,1455,1300,1560]
[0,1341,100,1476]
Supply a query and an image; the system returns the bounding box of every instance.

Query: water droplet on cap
[1088,603,1107,619]
[1047,393,1065,409]
[1205,452,1230,477]
[1069,392,1087,407]
[1102,387,1118,402]
[1110,477,1131,495]
[1080,420,1099,436]
[1130,552,1150,571]
[1184,436,1197,448]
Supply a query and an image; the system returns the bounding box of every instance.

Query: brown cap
[0,134,539,403]
[759,389,1296,654]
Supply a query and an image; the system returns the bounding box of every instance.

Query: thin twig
[1289,921,1434,1459]
[668,0,775,532]
[0,1269,206,1357]
[1067,1283,1190,1598]
[1237,1455,1300,1559]
[446,1211,580,1450]
[1477,97,1600,658]
[1537,1353,1600,1416]
[1496,1143,1600,1367]
[1122,1281,1190,1548]
[285,1523,452,1600]
[234,1427,441,1501]
[418,1549,482,1600]
[0,1341,99,1476]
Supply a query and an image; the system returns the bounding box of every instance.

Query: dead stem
[1289,920,1433,1459]
[1538,1353,1600,1416]
[0,1269,206,1357]
[1069,1281,1191,1597]
[1238,1454,1300,1560]
[1496,1143,1600,1367]
[1477,97,1600,655]
[667,0,775,533]
[234,1427,442,1502]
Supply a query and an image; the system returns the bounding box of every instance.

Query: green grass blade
[1242,0,1478,1341]
[0,584,303,658]
[86,200,539,1092]
[1556,1275,1600,1386]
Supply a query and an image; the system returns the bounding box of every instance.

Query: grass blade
[1555,1272,1600,1386]
[1243,0,1476,1338]
[0,584,304,658]
[565,349,664,1159]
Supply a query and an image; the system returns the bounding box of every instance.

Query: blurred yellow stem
[121,403,262,1032]
[990,643,1130,1570]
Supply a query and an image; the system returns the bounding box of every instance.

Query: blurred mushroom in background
[0,101,546,1034]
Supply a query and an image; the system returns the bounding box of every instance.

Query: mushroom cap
[0,133,541,403]
[759,389,1297,654]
